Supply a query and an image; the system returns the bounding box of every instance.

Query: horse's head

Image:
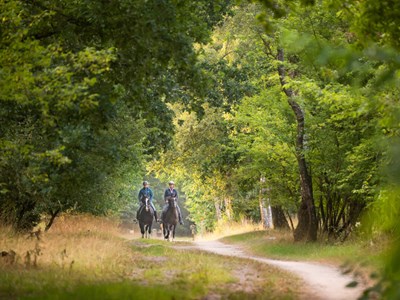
[144,197,150,211]
[167,196,177,207]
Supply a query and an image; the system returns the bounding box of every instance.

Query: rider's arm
[138,189,142,202]
[149,189,153,201]
[164,189,169,202]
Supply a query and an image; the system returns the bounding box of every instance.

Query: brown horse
[162,197,178,241]
[138,197,155,238]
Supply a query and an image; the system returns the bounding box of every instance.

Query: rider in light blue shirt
[136,181,158,221]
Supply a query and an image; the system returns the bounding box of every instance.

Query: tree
[194,2,383,241]
[0,1,121,229]
[276,48,318,241]
[254,0,400,295]
[0,0,232,230]
[149,104,238,231]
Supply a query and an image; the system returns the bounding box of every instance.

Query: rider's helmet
[168,181,175,185]
[143,181,149,186]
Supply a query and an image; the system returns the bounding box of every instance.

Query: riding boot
[154,211,158,222]
[178,213,184,225]
[160,210,165,222]
[177,206,184,225]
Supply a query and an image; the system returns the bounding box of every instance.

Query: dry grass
[195,218,265,241]
[0,215,132,299]
[0,214,133,274]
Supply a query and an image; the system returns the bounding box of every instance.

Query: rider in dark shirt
[161,181,184,225]
[136,181,158,221]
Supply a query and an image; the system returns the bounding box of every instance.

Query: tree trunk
[276,48,318,242]
[259,186,268,228]
[285,210,295,231]
[271,206,290,230]
[224,197,232,220]
[319,195,327,232]
[215,200,222,221]
[16,198,38,231]
[224,174,233,220]
[337,199,365,241]
[45,209,60,232]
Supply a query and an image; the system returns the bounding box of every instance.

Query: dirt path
[193,240,364,300]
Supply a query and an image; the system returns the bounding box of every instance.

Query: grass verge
[222,230,386,264]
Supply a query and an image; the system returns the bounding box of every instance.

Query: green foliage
[250,0,400,296]
[220,3,384,237]
[0,0,123,229]
[149,104,236,231]
[230,87,299,211]
[0,0,232,230]
[339,0,400,50]
[150,1,388,235]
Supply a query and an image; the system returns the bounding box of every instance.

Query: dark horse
[138,197,155,238]
[162,196,179,241]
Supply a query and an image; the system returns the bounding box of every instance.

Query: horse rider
[136,181,158,221]
[160,181,184,225]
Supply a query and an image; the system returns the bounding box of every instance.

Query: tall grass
[0,214,137,299]
[0,214,132,273]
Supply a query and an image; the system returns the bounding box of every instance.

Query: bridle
[145,197,150,212]
[167,197,176,208]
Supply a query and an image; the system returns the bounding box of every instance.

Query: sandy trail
[193,240,364,300]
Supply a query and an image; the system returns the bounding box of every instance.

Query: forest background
[1,0,399,298]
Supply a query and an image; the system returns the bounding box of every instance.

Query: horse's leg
[163,223,168,240]
[167,227,171,240]
[172,225,176,242]
[147,223,152,239]
[139,223,145,238]
[168,225,173,242]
